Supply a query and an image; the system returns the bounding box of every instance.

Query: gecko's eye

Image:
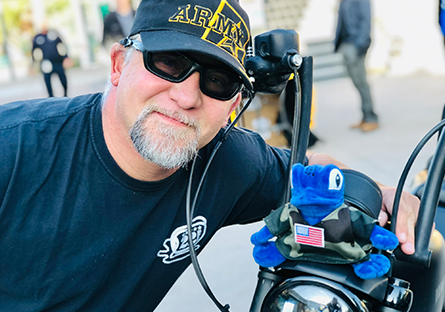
[328,169,343,190]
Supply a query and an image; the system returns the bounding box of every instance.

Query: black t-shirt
[0,94,290,311]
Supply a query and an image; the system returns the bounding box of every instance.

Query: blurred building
[242,0,445,77]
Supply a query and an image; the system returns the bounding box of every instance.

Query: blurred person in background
[31,21,71,97]
[439,0,445,48]
[334,0,378,132]
[102,0,135,52]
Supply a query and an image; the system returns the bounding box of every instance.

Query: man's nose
[170,71,203,109]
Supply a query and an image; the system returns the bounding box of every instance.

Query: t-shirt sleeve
[219,127,290,225]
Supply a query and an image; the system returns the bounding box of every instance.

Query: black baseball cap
[129,0,253,92]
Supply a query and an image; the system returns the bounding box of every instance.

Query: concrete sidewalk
[0,65,110,105]
[311,73,445,187]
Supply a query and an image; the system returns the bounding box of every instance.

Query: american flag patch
[294,223,325,248]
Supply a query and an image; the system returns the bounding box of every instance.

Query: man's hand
[378,186,419,255]
[63,57,74,69]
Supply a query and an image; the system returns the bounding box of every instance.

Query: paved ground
[0,65,110,105]
[1,67,445,311]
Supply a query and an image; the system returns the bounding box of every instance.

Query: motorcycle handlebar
[393,124,445,266]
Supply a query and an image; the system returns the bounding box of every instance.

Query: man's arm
[354,0,372,55]
[306,151,419,255]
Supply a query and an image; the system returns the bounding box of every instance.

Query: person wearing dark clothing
[102,0,135,51]
[334,0,378,132]
[32,25,69,97]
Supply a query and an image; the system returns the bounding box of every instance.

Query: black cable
[191,94,255,217]
[388,118,445,270]
[282,57,313,204]
[283,72,301,204]
[390,118,445,234]
[186,156,230,312]
[185,93,254,312]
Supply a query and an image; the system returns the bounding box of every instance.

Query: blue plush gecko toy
[250,163,399,280]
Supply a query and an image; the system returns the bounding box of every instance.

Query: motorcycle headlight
[261,276,369,312]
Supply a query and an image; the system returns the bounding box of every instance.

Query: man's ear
[223,93,243,126]
[110,43,126,87]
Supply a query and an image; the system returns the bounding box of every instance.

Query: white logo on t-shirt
[157,216,207,264]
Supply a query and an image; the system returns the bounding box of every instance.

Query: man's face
[111,47,241,169]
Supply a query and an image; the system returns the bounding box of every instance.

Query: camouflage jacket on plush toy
[264,202,377,264]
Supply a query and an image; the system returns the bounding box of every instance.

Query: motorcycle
[245,30,445,311]
[185,29,445,312]
[248,159,445,312]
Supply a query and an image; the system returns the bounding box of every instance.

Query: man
[334,0,378,132]
[32,21,71,97]
[0,0,418,311]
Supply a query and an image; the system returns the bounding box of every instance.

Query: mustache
[139,105,200,131]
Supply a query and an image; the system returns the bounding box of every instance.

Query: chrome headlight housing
[261,276,369,312]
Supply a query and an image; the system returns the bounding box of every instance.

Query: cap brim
[140,31,253,92]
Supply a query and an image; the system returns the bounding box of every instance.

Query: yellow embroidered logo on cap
[168,1,250,65]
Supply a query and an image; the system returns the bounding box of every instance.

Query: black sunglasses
[121,39,243,101]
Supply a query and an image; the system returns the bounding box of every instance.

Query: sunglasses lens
[201,69,241,100]
[150,52,192,80]
[146,52,241,100]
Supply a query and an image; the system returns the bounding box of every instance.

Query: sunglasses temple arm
[221,91,255,140]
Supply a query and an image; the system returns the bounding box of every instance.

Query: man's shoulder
[209,126,290,167]
[227,126,289,153]
[0,93,102,130]
[218,126,268,152]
